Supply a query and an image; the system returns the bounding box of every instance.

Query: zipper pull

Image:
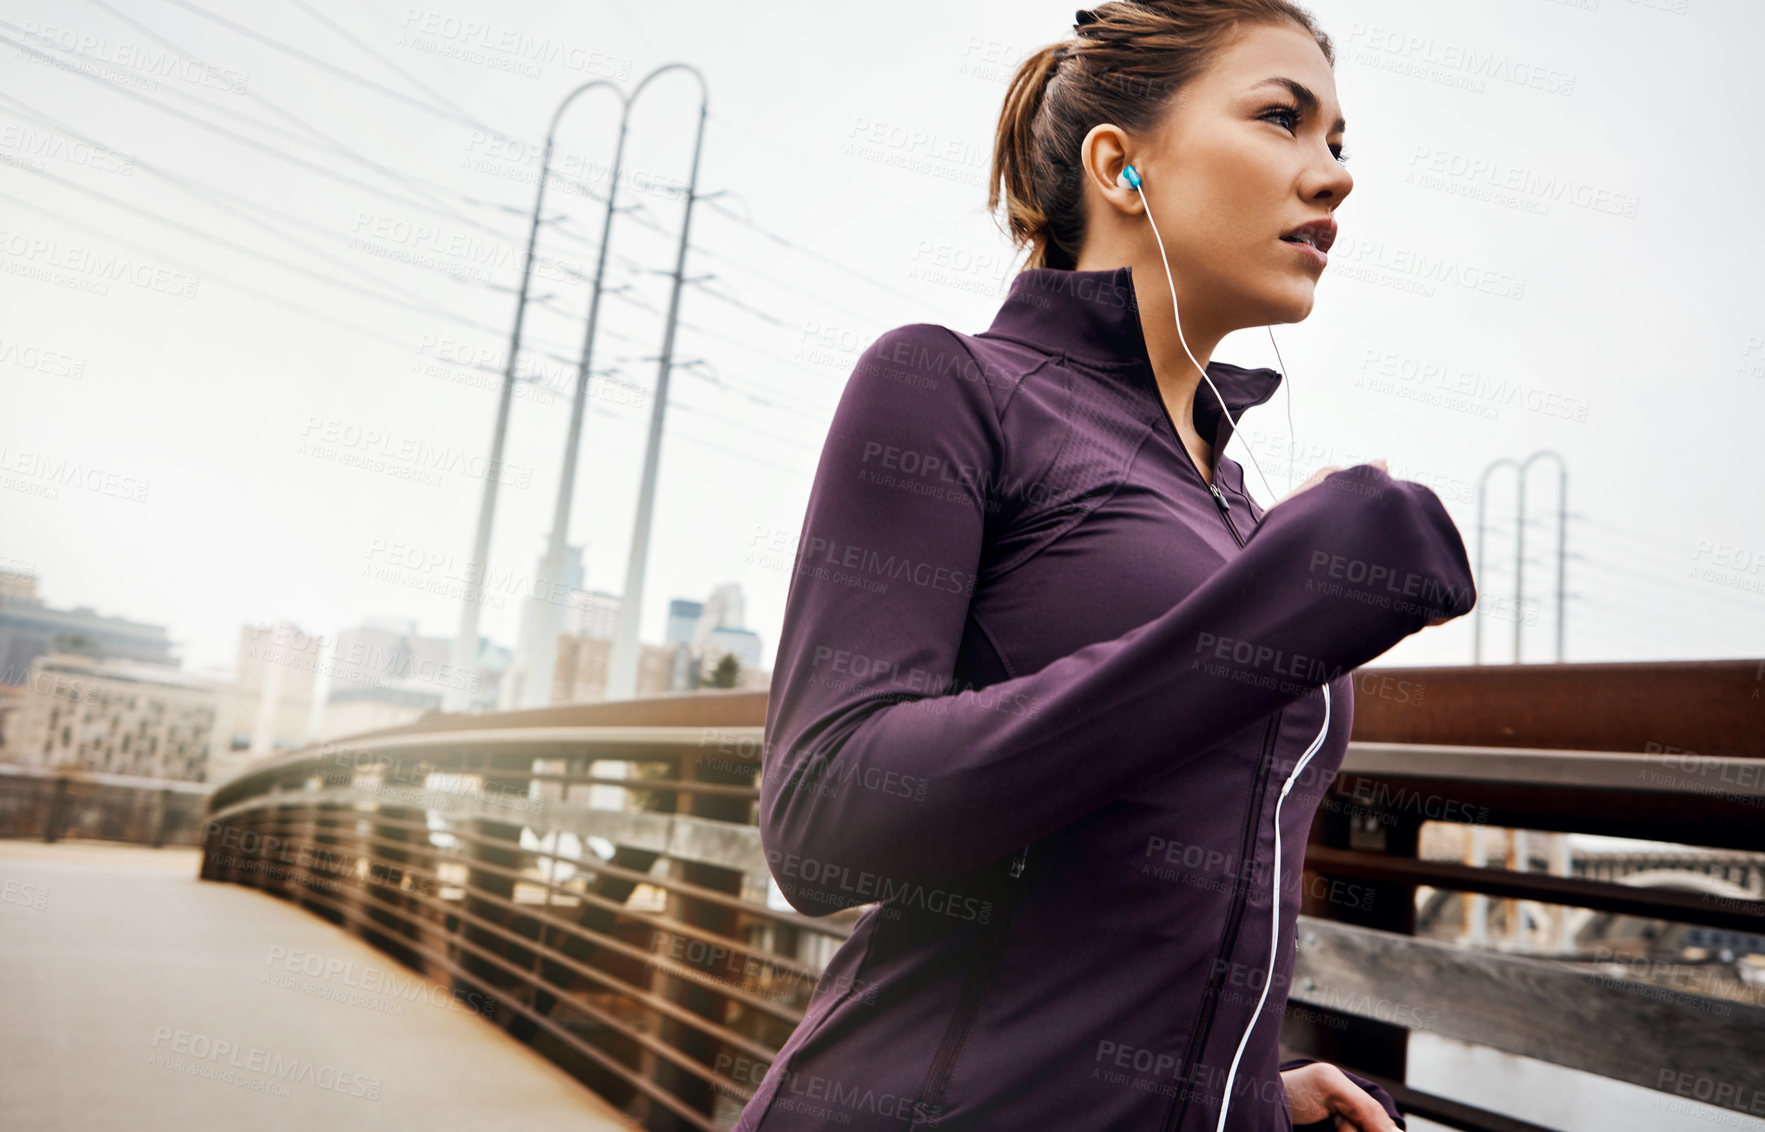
[1009,844,1029,878]
[1208,481,1231,515]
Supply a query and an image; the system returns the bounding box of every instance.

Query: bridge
[2,659,1762,1131]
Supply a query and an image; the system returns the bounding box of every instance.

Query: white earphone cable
[1127,169,1334,1132]
[1131,180,1295,502]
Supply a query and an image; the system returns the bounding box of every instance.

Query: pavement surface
[0,838,642,1132]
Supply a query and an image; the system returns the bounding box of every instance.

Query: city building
[665,598,702,646]
[2,653,228,782]
[702,626,762,671]
[231,621,319,750]
[0,572,177,683]
[552,636,687,703]
[318,618,506,740]
[690,584,745,656]
[570,589,622,641]
[545,582,770,702]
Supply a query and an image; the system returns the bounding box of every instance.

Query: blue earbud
[1119,164,1141,189]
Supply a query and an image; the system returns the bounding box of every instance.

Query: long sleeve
[758,323,1476,915]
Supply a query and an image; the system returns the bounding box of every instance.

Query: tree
[699,654,741,689]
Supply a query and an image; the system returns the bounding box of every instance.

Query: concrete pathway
[0,839,642,1132]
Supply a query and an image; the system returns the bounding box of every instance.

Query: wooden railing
[0,763,212,845]
[197,662,1765,1131]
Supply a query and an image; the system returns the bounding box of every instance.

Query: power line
[1,14,968,473]
[95,2,629,268]
[1556,561,1763,638]
[287,0,485,126]
[584,400,815,480]
[80,0,485,222]
[666,397,821,457]
[0,91,448,311]
[0,151,526,335]
[695,182,968,312]
[5,16,603,268]
[0,25,524,246]
[2,19,619,357]
[19,10,975,360]
[157,0,527,148]
[0,186,507,380]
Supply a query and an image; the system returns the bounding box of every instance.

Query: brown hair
[990,0,1334,270]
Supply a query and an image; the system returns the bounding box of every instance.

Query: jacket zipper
[910,844,1031,1127]
[1160,717,1279,1132]
[1159,444,1285,1132]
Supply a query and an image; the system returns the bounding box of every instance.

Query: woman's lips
[1279,237,1327,267]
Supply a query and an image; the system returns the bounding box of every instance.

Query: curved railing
[199,663,1765,1132]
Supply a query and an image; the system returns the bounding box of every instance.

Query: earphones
[1119,161,1332,1132]
[1118,163,1301,502]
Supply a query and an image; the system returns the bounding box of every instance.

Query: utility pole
[606,65,710,701]
[1473,451,1568,664]
[518,80,626,708]
[445,82,618,712]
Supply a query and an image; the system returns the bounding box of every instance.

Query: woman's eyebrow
[1252,76,1348,134]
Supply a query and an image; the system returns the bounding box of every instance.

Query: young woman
[737,3,1474,1129]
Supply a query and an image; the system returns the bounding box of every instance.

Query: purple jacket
[736,265,1474,1130]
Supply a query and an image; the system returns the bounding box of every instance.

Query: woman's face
[1132,22,1352,328]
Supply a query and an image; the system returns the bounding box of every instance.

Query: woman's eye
[1264,105,1350,165]
[1263,106,1299,133]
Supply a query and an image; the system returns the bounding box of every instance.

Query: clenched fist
[1266,458,1450,628]
[1281,1060,1402,1131]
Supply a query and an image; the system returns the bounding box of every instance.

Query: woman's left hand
[1280,1061,1400,1131]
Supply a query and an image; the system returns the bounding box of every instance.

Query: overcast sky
[2,0,1761,678]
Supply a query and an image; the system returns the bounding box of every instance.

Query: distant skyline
[3,0,1761,678]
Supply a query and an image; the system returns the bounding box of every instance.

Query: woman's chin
[1246,286,1315,327]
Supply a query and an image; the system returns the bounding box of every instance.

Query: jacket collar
[978,265,1284,476]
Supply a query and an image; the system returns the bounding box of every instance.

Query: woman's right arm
[758,323,1476,914]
